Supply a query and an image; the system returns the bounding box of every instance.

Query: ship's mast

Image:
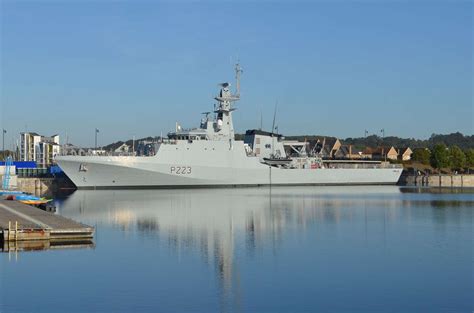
[235,63,242,98]
[212,64,243,141]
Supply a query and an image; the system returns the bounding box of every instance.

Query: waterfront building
[114,143,130,154]
[386,147,399,160]
[20,132,60,168]
[88,149,106,156]
[334,145,371,160]
[61,143,87,156]
[366,146,398,161]
[399,147,413,161]
[320,138,342,159]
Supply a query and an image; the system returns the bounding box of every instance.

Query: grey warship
[55,64,402,189]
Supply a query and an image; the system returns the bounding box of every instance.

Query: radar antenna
[201,111,211,120]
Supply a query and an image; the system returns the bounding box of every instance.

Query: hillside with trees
[341,132,474,150]
[267,132,474,150]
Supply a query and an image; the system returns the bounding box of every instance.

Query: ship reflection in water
[40,186,472,312]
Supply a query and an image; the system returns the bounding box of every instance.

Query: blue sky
[1,0,472,148]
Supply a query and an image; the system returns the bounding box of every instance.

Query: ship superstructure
[55,65,402,189]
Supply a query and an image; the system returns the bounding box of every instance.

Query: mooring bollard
[8,221,11,241]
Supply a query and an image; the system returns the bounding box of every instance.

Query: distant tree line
[343,132,474,150]
[272,132,474,151]
[411,144,474,173]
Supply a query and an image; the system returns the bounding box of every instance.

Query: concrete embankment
[15,176,76,196]
[16,177,54,195]
[399,173,474,187]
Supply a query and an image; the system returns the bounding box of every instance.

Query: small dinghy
[263,157,292,166]
[5,194,52,206]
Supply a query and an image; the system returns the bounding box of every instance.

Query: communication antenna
[272,103,277,134]
[235,62,243,98]
[132,135,135,155]
[271,101,278,156]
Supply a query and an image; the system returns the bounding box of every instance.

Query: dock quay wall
[399,174,474,187]
[4,176,76,196]
[16,177,55,195]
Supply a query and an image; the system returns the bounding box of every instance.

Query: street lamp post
[2,129,6,156]
[95,128,99,150]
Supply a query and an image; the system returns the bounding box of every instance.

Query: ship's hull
[56,155,402,190]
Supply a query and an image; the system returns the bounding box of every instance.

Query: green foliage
[0,151,13,160]
[428,132,473,150]
[448,146,466,170]
[342,132,473,150]
[430,144,451,170]
[412,148,431,165]
[465,149,474,168]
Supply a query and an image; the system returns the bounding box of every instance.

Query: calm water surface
[1,186,472,313]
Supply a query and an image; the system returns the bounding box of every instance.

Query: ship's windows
[256,138,261,144]
[265,144,271,149]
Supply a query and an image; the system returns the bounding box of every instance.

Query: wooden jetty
[0,199,94,244]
